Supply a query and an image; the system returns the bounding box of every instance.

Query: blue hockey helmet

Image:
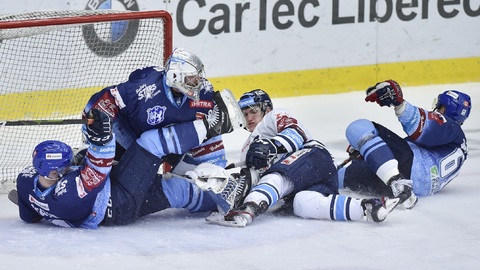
[238,89,273,113]
[434,90,471,125]
[32,140,73,178]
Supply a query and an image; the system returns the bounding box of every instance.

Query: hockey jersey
[83,66,226,169]
[397,101,468,196]
[240,108,312,168]
[16,139,115,229]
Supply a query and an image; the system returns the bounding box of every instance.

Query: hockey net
[0,10,172,193]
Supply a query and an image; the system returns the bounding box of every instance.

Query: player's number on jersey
[439,148,464,178]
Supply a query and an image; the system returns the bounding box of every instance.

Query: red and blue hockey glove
[365,80,404,107]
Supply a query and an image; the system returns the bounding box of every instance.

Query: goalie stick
[1,118,92,126]
[8,189,18,206]
[1,90,242,127]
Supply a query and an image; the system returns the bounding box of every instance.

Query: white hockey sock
[244,173,293,207]
[293,191,364,221]
[376,159,400,184]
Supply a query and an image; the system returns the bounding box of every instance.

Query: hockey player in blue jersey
[83,48,232,173]
[338,80,471,209]
[16,107,247,228]
[204,89,399,227]
[16,109,117,228]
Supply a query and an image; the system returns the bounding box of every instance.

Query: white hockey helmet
[165,48,205,100]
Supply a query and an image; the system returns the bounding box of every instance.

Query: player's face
[45,166,70,181]
[184,74,202,88]
[242,106,264,132]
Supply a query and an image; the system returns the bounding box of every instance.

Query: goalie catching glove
[365,80,404,107]
[82,109,113,146]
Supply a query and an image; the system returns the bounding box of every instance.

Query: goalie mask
[238,89,273,113]
[165,48,205,101]
[33,140,73,179]
[434,90,471,125]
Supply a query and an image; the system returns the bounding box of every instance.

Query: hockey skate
[205,170,251,213]
[271,195,295,216]
[184,163,252,213]
[389,175,418,210]
[206,201,268,227]
[362,197,400,223]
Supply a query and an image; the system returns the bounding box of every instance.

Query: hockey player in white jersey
[204,89,399,227]
[338,80,471,209]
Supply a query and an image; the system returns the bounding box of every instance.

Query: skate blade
[384,197,401,213]
[205,212,248,228]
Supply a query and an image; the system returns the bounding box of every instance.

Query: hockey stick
[1,119,87,126]
[337,156,353,169]
[337,145,362,169]
[8,189,18,206]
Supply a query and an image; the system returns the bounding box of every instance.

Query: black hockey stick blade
[1,119,86,126]
[8,189,18,206]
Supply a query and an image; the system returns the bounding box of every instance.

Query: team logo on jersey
[83,0,140,57]
[146,105,167,125]
[136,83,160,101]
[190,100,213,109]
[55,179,68,197]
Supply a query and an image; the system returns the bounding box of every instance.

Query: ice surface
[1,83,479,269]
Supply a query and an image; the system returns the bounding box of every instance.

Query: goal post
[0,10,173,193]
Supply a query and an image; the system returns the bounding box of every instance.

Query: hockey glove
[246,138,278,170]
[365,80,404,107]
[84,109,113,146]
[203,91,234,140]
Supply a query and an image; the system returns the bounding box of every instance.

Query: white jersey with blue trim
[240,108,312,164]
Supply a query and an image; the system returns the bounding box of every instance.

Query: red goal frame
[0,10,173,62]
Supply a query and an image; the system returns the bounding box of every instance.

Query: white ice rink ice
[1,83,479,269]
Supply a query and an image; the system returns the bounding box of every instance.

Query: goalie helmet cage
[0,10,173,193]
